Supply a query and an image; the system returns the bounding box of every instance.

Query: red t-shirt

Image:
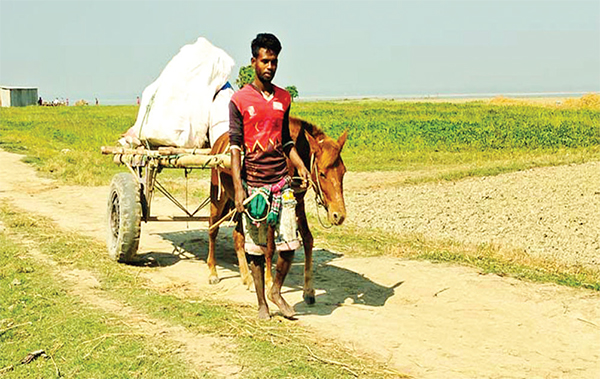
[229,84,293,186]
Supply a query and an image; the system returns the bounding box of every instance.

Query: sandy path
[1,149,599,379]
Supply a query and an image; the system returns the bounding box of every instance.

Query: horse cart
[100,145,232,262]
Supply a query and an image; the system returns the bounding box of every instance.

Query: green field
[293,99,600,174]
[1,99,599,186]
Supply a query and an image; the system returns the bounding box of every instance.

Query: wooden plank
[147,216,210,222]
[157,147,212,155]
[111,153,230,169]
[158,154,231,169]
[102,146,149,155]
[101,146,212,156]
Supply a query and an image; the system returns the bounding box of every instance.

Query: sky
[1,0,599,104]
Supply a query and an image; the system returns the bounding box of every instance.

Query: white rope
[243,190,271,223]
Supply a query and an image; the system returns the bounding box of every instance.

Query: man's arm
[231,147,245,213]
[288,147,310,187]
[229,101,246,212]
[282,108,310,187]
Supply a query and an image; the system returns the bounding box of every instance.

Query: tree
[236,64,300,102]
[285,85,299,101]
[235,64,255,89]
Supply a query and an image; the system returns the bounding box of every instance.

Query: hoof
[209,276,220,285]
[241,275,253,288]
[303,292,316,305]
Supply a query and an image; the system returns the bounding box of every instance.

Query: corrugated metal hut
[0,86,39,107]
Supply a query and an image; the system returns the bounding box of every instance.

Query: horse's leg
[296,196,315,304]
[208,178,226,285]
[208,212,221,284]
[233,219,252,288]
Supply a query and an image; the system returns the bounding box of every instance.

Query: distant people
[66,98,69,106]
[53,98,59,106]
[136,96,140,106]
[95,98,99,106]
[38,97,42,106]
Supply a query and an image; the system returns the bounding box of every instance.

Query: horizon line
[34,90,598,105]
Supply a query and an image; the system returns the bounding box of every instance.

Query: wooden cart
[101,146,231,262]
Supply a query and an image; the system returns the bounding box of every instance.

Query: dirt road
[1,149,598,379]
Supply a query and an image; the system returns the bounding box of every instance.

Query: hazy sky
[1,0,598,103]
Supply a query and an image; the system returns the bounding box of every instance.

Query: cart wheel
[107,173,142,262]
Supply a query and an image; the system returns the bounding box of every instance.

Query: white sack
[209,86,234,146]
[127,37,234,148]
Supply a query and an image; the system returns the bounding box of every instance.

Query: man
[229,33,310,319]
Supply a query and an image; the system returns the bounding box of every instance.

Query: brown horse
[208,117,347,304]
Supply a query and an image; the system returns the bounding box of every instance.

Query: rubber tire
[106,172,142,262]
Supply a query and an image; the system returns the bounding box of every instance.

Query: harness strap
[308,153,333,229]
[216,143,230,202]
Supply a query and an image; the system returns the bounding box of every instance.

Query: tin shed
[0,86,39,107]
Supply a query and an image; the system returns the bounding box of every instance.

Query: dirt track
[1,149,599,379]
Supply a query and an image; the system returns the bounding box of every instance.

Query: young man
[229,33,310,319]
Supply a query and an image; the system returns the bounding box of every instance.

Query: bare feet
[257,305,271,320]
[268,287,295,318]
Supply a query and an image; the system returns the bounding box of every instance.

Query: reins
[208,190,266,232]
[211,151,334,231]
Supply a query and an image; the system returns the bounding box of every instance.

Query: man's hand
[234,187,246,214]
[298,165,310,189]
[288,146,311,189]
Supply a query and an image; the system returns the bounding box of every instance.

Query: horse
[207,117,347,304]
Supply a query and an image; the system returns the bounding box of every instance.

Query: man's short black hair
[251,33,282,57]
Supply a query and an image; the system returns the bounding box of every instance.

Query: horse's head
[305,130,348,225]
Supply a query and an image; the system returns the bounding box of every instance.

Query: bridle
[309,152,333,229]
[309,153,327,208]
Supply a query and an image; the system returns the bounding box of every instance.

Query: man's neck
[252,79,274,96]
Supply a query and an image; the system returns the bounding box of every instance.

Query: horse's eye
[319,172,326,178]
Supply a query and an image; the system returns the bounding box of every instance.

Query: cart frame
[101,145,231,262]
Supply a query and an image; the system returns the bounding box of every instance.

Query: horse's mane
[290,117,344,170]
[291,117,326,140]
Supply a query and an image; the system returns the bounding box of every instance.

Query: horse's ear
[337,130,348,150]
[304,131,322,155]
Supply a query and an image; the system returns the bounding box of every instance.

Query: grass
[0,202,405,378]
[0,105,135,185]
[293,97,600,172]
[0,230,195,378]
[0,105,211,187]
[1,97,599,185]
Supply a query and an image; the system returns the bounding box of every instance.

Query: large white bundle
[209,85,234,146]
[126,37,234,148]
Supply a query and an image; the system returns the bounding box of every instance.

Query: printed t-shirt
[229,84,294,187]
